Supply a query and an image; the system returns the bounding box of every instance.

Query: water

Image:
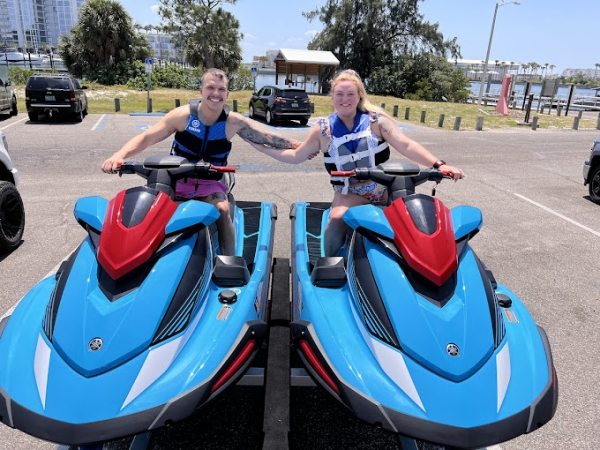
[469,81,598,101]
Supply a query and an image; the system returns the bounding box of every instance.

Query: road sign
[145,59,153,73]
[251,67,257,79]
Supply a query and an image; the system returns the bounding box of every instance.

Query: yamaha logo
[446,343,460,357]
[191,119,200,128]
[88,338,103,352]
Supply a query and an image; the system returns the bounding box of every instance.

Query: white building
[145,32,181,63]
[561,68,599,78]
[448,58,521,78]
[0,0,84,52]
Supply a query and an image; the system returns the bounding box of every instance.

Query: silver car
[0,131,25,253]
[0,75,18,117]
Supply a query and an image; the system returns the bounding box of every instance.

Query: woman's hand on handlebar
[101,155,124,175]
[440,164,465,181]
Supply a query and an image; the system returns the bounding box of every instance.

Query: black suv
[25,74,88,122]
[249,86,311,125]
[583,137,600,204]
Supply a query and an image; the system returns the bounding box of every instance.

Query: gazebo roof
[275,49,339,66]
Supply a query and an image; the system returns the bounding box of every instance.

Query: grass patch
[12,84,600,131]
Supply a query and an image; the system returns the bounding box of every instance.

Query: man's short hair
[202,68,229,87]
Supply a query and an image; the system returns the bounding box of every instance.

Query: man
[101,68,300,256]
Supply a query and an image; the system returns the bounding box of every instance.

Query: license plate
[291,103,298,108]
[45,95,55,101]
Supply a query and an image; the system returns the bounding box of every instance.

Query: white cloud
[244,33,257,40]
[150,5,160,14]
[267,41,278,47]
[305,30,319,38]
[286,37,304,44]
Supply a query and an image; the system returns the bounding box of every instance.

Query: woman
[246,69,465,256]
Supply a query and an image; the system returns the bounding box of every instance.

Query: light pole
[477,1,520,105]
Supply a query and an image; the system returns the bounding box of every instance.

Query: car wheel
[266,109,275,125]
[10,97,17,116]
[299,118,309,126]
[249,104,255,119]
[74,105,83,122]
[588,165,600,204]
[28,112,38,122]
[0,181,25,254]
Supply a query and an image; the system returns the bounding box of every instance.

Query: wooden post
[114,98,120,112]
[233,99,238,112]
[393,105,398,117]
[596,113,600,130]
[175,99,180,108]
[405,108,410,120]
[565,85,576,117]
[438,114,445,128]
[573,116,580,130]
[420,111,426,123]
[531,116,539,130]
[381,103,386,110]
[476,116,484,131]
[453,117,462,131]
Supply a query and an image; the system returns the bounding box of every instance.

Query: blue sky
[118,0,599,75]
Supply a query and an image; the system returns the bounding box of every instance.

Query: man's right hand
[101,155,124,174]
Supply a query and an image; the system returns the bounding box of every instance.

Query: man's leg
[323,191,369,257]
[200,192,235,256]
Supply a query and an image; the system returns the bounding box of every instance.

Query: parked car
[0,75,18,117]
[0,131,25,253]
[25,73,88,122]
[249,86,312,125]
[583,137,600,204]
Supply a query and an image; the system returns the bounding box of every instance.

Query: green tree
[368,54,470,102]
[158,0,242,72]
[59,0,151,77]
[303,0,461,80]
[228,66,254,91]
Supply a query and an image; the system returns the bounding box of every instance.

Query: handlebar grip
[211,165,236,173]
[331,170,355,177]
[118,162,136,174]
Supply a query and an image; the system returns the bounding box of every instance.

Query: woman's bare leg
[323,190,369,256]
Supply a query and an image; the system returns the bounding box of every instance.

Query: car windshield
[27,77,71,90]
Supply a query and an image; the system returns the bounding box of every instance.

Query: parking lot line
[91,114,109,131]
[0,117,27,130]
[514,193,600,238]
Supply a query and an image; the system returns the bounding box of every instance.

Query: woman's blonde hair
[330,69,394,121]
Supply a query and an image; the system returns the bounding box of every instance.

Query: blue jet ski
[0,155,276,448]
[289,162,558,449]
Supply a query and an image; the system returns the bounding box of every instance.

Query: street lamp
[477,1,520,105]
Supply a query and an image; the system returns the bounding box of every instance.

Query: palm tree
[521,63,530,80]
[595,63,600,80]
[549,64,556,77]
[544,63,549,79]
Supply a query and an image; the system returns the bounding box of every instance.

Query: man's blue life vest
[171,99,232,180]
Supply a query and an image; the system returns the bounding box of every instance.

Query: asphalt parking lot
[0,112,599,450]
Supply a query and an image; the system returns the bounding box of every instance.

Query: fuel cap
[218,290,238,304]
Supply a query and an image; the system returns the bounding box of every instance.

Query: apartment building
[0,0,83,51]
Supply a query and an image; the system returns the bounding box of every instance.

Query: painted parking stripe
[91,114,109,131]
[136,125,150,131]
[514,193,600,238]
[0,117,27,130]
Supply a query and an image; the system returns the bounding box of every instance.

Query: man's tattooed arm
[233,115,301,149]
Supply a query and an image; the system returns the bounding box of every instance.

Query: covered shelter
[274,49,339,94]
